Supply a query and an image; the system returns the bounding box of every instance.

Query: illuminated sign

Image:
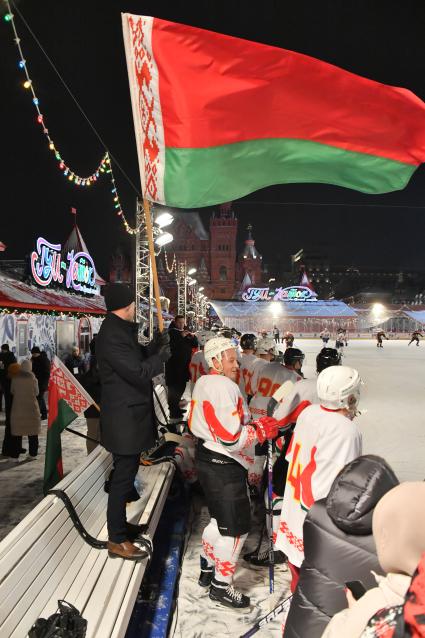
[31,237,99,295]
[242,286,318,302]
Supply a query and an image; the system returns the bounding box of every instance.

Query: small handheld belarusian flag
[70,207,77,215]
[122,14,425,207]
[44,356,94,493]
[0,242,6,252]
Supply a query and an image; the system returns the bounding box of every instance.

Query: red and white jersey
[249,358,270,397]
[189,350,208,391]
[249,362,301,419]
[189,372,256,469]
[273,377,318,426]
[238,352,258,399]
[276,403,362,567]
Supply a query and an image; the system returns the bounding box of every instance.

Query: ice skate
[243,547,287,569]
[198,556,214,588]
[209,578,251,610]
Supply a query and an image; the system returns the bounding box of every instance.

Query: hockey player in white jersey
[273,347,341,426]
[274,365,363,592]
[189,336,280,610]
[189,330,214,392]
[249,336,279,399]
[237,333,258,401]
[249,347,303,419]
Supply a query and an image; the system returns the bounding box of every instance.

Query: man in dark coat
[31,347,51,419]
[96,283,171,560]
[165,315,198,420]
[0,343,17,456]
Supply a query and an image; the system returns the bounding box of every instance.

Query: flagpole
[143,197,164,332]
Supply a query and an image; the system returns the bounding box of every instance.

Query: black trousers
[10,435,39,458]
[37,393,48,419]
[167,380,187,419]
[107,453,140,543]
[1,391,13,456]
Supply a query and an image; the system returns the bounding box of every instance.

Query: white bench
[0,439,174,637]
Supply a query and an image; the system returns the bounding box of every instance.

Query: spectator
[273,325,280,344]
[321,482,425,638]
[283,455,399,638]
[30,346,51,420]
[0,343,17,456]
[96,283,171,560]
[10,360,41,460]
[165,315,198,421]
[64,346,85,380]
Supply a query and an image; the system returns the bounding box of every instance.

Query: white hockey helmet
[204,336,235,370]
[255,337,278,356]
[195,330,215,348]
[317,365,362,412]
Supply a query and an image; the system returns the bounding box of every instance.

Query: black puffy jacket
[283,455,399,638]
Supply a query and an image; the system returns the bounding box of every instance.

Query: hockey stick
[239,593,293,638]
[265,380,295,602]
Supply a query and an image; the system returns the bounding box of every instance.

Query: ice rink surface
[296,338,425,482]
[173,339,425,638]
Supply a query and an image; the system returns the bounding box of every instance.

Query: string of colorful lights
[3,1,138,235]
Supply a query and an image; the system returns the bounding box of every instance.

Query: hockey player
[244,347,339,569]
[376,330,388,348]
[320,329,331,345]
[189,336,280,610]
[189,330,214,392]
[408,330,423,346]
[238,333,258,401]
[274,365,363,591]
[335,328,346,353]
[249,337,279,397]
[284,332,295,348]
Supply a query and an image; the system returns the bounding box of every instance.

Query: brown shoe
[107,540,148,561]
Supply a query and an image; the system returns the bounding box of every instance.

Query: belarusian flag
[43,356,94,493]
[122,15,425,207]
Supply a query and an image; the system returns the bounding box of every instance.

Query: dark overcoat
[96,313,163,455]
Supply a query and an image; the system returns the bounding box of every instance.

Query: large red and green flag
[44,356,93,493]
[122,14,425,207]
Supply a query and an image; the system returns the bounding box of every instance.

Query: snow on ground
[174,339,425,638]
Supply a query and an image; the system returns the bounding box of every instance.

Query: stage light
[188,267,197,275]
[155,212,174,228]
[155,231,173,247]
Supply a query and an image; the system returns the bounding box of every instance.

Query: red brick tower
[209,203,238,299]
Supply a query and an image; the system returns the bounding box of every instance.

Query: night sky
[2,0,425,278]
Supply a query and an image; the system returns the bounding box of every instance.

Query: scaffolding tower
[134,200,151,342]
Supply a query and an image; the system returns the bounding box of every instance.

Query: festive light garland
[3,1,138,235]
[164,250,176,274]
[0,307,105,318]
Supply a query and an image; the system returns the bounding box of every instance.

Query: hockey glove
[254,416,280,444]
[158,345,172,363]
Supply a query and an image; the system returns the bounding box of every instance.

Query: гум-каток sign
[242,286,318,302]
[30,237,99,296]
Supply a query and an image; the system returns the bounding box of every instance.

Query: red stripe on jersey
[202,400,241,443]
[276,400,312,427]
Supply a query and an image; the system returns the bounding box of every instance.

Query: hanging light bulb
[188,267,197,275]
[23,80,32,89]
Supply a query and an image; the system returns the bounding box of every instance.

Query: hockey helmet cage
[317,365,362,411]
